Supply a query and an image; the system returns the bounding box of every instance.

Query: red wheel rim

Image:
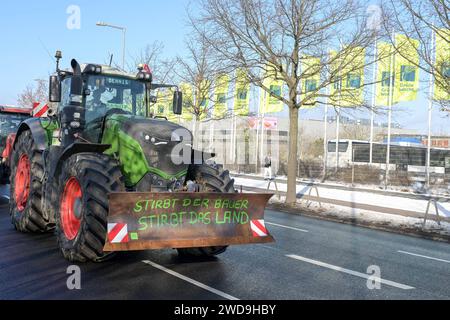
[60,177,82,240]
[14,154,31,212]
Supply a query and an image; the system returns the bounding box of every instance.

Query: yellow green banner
[233,69,250,116]
[195,79,210,121]
[260,64,284,114]
[375,42,394,106]
[393,34,419,103]
[153,89,180,122]
[152,90,170,117]
[213,74,230,119]
[180,82,194,121]
[301,56,321,108]
[154,90,170,116]
[434,29,450,101]
[329,47,365,107]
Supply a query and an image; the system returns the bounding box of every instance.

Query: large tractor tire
[55,153,125,262]
[177,164,236,258]
[10,130,53,232]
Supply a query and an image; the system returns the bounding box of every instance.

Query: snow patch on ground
[234,176,450,217]
[268,195,450,238]
[235,172,450,197]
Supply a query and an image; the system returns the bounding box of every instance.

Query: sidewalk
[232,173,450,223]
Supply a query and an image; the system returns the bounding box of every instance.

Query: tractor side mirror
[173,91,183,115]
[49,75,61,103]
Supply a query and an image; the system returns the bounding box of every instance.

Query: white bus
[327,139,450,174]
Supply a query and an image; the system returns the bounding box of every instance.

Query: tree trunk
[192,118,198,149]
[286,106,299,204]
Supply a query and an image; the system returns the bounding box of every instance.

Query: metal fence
[183,104,450,196]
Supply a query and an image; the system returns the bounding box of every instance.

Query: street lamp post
[96,21,127,70]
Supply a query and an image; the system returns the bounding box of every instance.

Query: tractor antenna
[109,54,114,67]
[55,50,62,72]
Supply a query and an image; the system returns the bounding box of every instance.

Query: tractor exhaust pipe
[71,58,81,74]
[70,59,83,104]
[61,59,86,145]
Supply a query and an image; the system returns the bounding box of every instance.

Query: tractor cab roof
[58,63,149,82]
[81,64,139,80]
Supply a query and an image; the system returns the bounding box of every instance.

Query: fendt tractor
[10,51,274,262]
[0,105,33,184]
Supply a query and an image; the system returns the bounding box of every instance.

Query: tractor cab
[49,60,182,144]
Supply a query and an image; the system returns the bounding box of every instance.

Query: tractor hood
[102,114,193,188]
[111,114,193,143]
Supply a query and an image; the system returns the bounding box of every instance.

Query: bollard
[267,178,281,200]
[306,185,322,208]
[423,198,442,228]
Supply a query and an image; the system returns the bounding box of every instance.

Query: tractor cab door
[83,83,109,143]
[56,76,103,144]
[59,77,73,112]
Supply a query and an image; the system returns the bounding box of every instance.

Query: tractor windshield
[81,75,148,143]
[84,75,147,123]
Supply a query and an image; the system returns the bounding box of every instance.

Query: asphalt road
[0,185,449,300]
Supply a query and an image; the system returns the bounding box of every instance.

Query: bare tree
[190,0,379,204]
[382,0,450,112]
[342,123,371,140]
[17,79,48,108]
[128,41,174,83]
[171,35,234,122]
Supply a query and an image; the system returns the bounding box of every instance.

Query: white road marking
[397,250,450,264]
[286,254,415,290]
[265,222,309,233]
[142,260,239,300]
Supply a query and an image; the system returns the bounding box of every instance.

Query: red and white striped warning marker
[107,223,130,243]
[250,219,268,237]
[33,102,49,118]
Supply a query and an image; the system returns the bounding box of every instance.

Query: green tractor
[10,52,273,262]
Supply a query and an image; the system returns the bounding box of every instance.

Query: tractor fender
[14,118,49,151]
[50,142,112,181]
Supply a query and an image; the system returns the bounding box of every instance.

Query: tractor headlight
[144,134,157,144]
[142,133,167,145]
[83,64,102,74]
[137,72,152,82]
